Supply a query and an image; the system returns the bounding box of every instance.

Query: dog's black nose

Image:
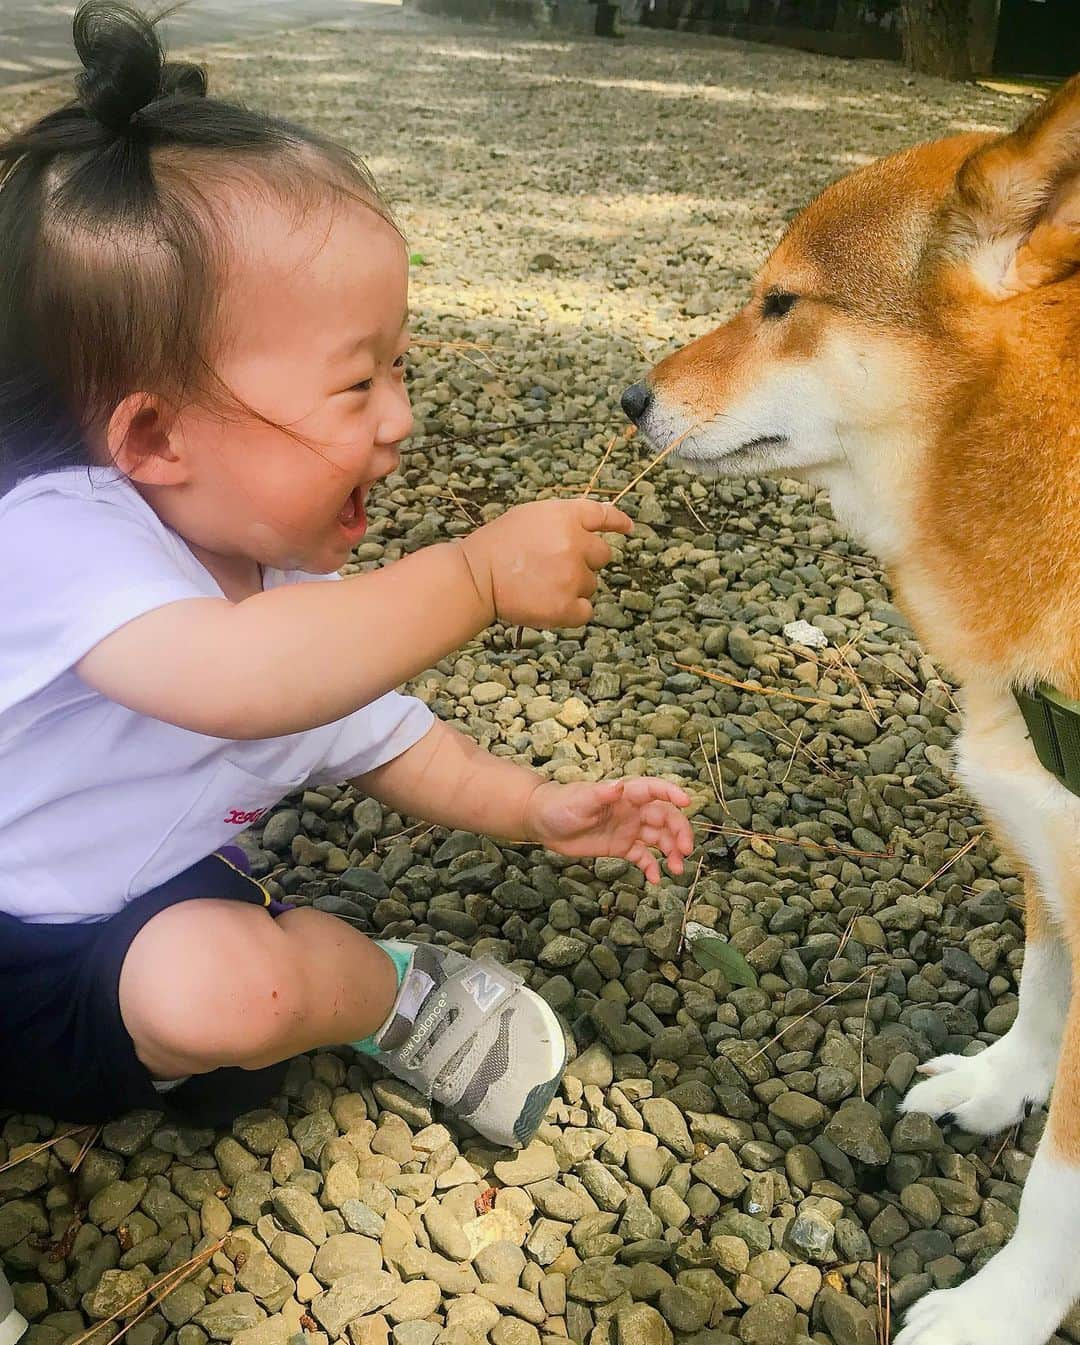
[621,381,653,423]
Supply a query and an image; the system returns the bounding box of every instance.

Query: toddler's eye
[351,378,373,393]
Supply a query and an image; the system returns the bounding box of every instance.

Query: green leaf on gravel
[409,252,428,266]
[691,935,758,987]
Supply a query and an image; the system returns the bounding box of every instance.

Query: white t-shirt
[0,467,434,924]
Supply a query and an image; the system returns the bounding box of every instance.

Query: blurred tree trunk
[901,0,973,78]
[967,0,1000,74]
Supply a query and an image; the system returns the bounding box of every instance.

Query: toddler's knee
[121,904,307,1073]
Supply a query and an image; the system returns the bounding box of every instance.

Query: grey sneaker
[0,1268,26,1345]
[367,942,567,1149]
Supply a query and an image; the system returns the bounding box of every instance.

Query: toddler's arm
[76,498,630,740]
[353,717,544,841]
[355,718,694,883]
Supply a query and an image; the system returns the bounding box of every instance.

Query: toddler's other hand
[524,777,694,884]
[459,498,632,630]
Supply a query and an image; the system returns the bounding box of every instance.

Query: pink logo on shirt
[224,806,268,827]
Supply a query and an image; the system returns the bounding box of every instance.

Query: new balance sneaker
[360,942,567,1149]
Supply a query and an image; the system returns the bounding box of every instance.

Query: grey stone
[162,1285,210,1330]
[272,1187,329,1245]
[102,1113,164,1157]
[738,1295,797,1345]
[657,1285,711,1333]
[421,1205,471,1262]
[386,1280,441,1324]
[88,1179,148,1232]
[233,1112,289,1157]
[615,1304,672,1345]
[340,1201,385,1238]
[691,1145,747,1199]
[474,1240,526,1286]
[493,1142,558,1186]
[818,1288,877,1345]
[194,1295,267,1342]
[311,1272,398,1337]
[768,1094,827,1132]
[236,1253,295,1313]
[565,1044,614,1088]
[269,1232,317,1278]
[312,1233,383,1283]
[784,1210,835,1263]
[824,1101,892,1165]
[83,1269,152,1322]
[576,1160,628,1213]
[640,1100,694,1160]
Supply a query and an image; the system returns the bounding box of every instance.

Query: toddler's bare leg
[118,901,398,1080]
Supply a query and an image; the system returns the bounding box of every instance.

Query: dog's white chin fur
[639,364,851,486]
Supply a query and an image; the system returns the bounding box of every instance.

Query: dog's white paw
[894,1267,1064,1345]
[898,1041,1054,1135]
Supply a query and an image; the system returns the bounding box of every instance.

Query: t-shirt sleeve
[307,690,436,785]
[0,488,207,714]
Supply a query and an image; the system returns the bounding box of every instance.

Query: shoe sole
[510,991,568,1147]
[0,1308,27,1345]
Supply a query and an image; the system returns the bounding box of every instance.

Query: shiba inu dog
[622,74,1080,1345]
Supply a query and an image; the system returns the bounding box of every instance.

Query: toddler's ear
[107,392,186,484]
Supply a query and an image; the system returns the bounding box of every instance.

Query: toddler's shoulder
[0,467,186,575]
[1,465,151,531]
[0,468,212,715]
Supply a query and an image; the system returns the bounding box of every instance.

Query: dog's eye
[762,291,798,320]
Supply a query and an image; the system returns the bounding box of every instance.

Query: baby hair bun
[73,2,206,135]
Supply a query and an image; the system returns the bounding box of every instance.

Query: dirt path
[0,0,403,88]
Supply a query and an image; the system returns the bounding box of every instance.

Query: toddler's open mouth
[337,484,368,541]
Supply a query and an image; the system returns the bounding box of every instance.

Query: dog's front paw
[894,1263,1064,1345]
[898,1041,1054,1135]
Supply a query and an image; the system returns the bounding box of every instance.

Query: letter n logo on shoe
[461,969,509,1013]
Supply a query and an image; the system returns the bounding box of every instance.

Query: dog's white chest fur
[955,688,1080,926]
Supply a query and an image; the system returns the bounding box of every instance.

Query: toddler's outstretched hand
[459,498,633,630]
[524,777,694,884]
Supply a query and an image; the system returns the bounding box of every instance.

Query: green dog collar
[1014,683,1080,798]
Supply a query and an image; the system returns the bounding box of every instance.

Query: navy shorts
[0,849,290,1128]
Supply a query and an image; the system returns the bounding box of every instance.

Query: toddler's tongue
[339,487,364,527]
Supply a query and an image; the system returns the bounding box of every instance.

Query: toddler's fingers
[584,535,612,571]
[653,782,691,807]
[579,498,633,536]
[625,777,691,807]
[663,849,686,876]
[627,841,660,884]
[567,596,593,627]
[669,810,695,853]
[661,821,692,864]
[578,569,598,598]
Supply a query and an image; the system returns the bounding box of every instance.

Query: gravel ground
[0,15,1058,1345]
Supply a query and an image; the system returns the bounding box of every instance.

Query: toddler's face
[164,195,413,576]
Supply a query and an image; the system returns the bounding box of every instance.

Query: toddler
[0,2,693,1153]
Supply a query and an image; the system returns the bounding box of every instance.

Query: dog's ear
[939,73,1080,297]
